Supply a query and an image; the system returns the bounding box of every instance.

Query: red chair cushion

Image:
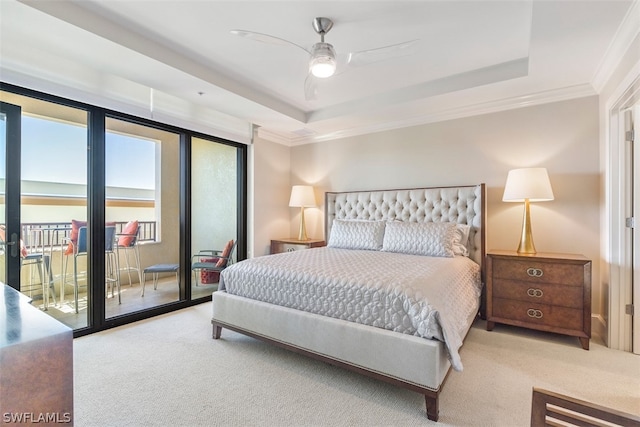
[118,220,139,247]
[216,239,234,268]
[200,258,220,284]
[64,219,87,255]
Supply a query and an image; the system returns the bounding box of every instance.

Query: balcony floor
[26,276,217,330]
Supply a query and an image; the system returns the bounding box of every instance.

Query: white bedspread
[219,247,481,371]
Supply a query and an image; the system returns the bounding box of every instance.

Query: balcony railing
[18,221,157,250]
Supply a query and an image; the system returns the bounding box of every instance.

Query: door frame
[633,104,639,354]
[0,101,23,290]
[606,70,640,351]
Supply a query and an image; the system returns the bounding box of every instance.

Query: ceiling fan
[230,17,419,100]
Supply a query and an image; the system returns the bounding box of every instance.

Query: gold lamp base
[517,199,537,255]
[297,206,309,241]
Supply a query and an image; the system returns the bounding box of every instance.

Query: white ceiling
[0,0,637,145]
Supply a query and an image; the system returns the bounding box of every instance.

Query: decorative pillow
[64,219,87,255]
[453,224,471,257]
[117,220,139,247]
[216,239,235,267]
[382,221,456,257]
[200,259,221,284]
[327,219,386,251]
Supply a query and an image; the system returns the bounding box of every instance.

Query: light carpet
[74,302,640,426]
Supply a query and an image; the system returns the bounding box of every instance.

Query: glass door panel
[105,117,180,317]
[1,90,89,330]
[191,137,238,299]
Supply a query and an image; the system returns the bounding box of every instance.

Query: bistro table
[34,226,72,306]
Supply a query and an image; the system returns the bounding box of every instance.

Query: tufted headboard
[325,184,486,268]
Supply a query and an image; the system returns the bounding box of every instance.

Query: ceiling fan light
[310,42,336,78]
[310,59,336,78]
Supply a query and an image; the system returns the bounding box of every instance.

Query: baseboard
[591,314,607,346]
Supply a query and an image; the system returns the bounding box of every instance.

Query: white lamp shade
[289,185,316,207]
[503,168,554,202]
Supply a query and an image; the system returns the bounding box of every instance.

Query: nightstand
[270,238,325,254]
[485,250,592,350]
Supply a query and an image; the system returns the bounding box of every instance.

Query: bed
[211,184,486,421]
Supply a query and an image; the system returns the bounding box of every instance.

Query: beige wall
[251,138,292,257]
[256,96,602,319]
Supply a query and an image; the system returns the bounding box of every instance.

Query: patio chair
[62,225,120,313]
[0,225,51,309]
[115,220,142,287]
[191,239,236,287]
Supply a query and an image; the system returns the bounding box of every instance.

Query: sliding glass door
[0,93,90,330]
[1,83,247,335]
[105,116,181,318]
[190,136,241,298]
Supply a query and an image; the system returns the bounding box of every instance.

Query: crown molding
[255,128,297,146]
[591,0,640,92]
[259,83,597,147]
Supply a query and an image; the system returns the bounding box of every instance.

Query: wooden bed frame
[212,184,486,421]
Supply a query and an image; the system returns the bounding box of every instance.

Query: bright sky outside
[1,116,156,190]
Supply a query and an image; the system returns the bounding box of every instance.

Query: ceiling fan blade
[347,39,420,67]
[304,72,318,101]
[230,29,309,54]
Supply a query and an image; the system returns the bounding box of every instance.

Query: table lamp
[289,185,316,241]
[502,168,554,255]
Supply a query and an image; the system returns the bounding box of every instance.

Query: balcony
[6,221,216,329]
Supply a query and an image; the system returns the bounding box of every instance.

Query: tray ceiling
[0,0,636,144]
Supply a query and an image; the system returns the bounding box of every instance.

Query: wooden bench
[531,387,640,427]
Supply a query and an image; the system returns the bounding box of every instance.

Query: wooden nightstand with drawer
[486,250,592,350]
[270,238,325,254]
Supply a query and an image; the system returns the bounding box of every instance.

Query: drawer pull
[527,288,544,298]
[527,308,544,319]
[526,267,544,278]
[286,248,296,252]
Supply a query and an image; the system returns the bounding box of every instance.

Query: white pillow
[453,224,471,257]
[327,219,386,251]
[382,221,456,257]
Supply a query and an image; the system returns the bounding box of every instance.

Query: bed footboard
[211,290,453,422]
[213,320,443,421]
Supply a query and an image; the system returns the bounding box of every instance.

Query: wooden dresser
[270,238,325,254]
[485,250,592,350]
[0,284,74,423]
